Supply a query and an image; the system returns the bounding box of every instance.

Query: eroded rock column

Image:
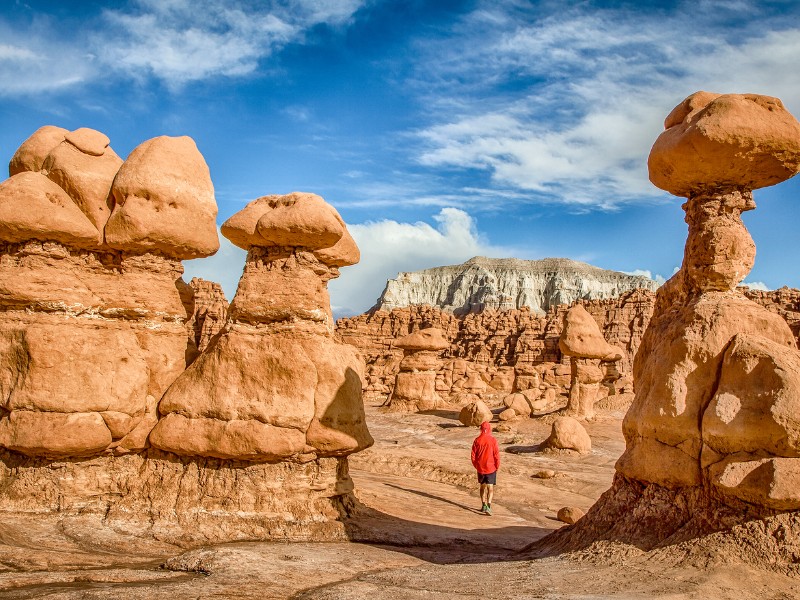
[385,327,450,412]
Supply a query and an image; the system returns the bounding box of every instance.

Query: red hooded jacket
[471,421,500,475]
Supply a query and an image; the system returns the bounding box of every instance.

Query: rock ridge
[374,256,659,315]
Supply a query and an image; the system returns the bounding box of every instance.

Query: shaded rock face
[185,277,229,354]
[618,91,800,511]
[375,256,658,315]
[150,192,373,463]
[0,127,219,459]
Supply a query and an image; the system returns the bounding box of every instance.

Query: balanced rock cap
[65,128,111,157]
[41,128,123,231]
[395,327,450,351]
[105,135,220,259]
[648,91,800,197]
[559,304,622,360]
[221,192,344,251]
[8,125,68,176]
[0,171,101,248]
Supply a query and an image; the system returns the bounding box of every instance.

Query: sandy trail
[0,402,796,599]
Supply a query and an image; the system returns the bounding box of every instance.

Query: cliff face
[374,256,660,315]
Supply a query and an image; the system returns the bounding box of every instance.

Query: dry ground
[0,401,797,599]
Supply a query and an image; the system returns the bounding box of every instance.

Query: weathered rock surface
[185,277,229,354]
[151,192,373,464]
[385,328,450,412]
[539,91,800,559]
[375,256,658,315]
[0,125,210,461]
[649,92,800,197]
[105,136,220,259]
[559,304,624,420]
[546,416,592,453]
[459,400,493,427]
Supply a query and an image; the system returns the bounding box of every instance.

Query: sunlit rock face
[619,91,800,510]
[151,192,373,462]
[0,130,370,544]
[375,256,658,315]
[0,127,218,459]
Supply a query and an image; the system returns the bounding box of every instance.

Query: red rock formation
[530,91,800,559]
[185,277,229,354]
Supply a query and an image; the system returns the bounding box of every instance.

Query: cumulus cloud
[412,1,800,209]
[328,207,512,317]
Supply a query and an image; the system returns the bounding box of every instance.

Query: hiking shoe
[480,503,488,513]
[485,505,492,516]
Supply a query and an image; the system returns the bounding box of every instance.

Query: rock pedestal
[558,304,623,420]
[532,92,800,561]
[386,328,449,412]
[0,128,218,459]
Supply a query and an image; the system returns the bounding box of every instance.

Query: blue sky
[1,0,799,316]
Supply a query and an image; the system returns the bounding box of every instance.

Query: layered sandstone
[533,91,800,556]
[559,305,624,420]
[375,256,659,315]
[386,328,450,412]
[150,192,373,463]
[0,127,218,459]
[338,289,655,404]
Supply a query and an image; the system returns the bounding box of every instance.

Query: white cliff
[374,257,659,315]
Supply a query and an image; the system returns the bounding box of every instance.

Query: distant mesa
[373,256,658,315]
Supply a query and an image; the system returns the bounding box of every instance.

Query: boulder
[459,400,492,427]
[557,506,585,524]
[649,92,800,197]
[8,125,68,176]
[546,416,591,453]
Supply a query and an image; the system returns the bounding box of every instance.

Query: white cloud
[412,2,800,209]
[741,281,770,291]
[0,30,94,96]
[182,230,247,300]
[328,207,512,316]
[0,0,366,93]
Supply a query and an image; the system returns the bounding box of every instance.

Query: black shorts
[477,471,497,485]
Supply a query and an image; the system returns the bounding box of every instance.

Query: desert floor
[0,401,798,599]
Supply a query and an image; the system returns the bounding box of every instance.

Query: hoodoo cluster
[0,128,372,542]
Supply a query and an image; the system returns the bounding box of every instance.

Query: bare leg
[486,484,494,507]
[480,483,488,506]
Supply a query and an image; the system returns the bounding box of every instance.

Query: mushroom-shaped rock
[221,192,343,251]
[105,136,219,259]
[395,327,450,352]
[559,305,621,360]
[41,127,123,230]
[387,327,449,412]
[0,172,101,248]
[8,125,68,176]
[649,92,800,197]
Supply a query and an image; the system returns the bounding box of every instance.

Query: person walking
[471,421,499,515]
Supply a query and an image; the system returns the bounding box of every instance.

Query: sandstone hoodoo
[532,91,800,563]
[0,129,372,544]
[375,256,658,315]
[0,126,218,459]
[151,191,373,462]
[385,327,450,412]
[558,304,624,420]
